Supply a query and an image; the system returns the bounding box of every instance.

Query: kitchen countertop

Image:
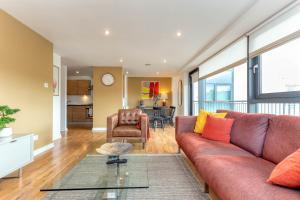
[67,104,93,106]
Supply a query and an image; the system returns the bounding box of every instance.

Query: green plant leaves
[0,105,20,128]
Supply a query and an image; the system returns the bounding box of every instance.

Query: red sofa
[176,110,300,200]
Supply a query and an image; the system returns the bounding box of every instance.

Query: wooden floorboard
[0,126,178,200]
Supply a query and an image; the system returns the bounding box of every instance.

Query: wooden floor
[0,126,178,200]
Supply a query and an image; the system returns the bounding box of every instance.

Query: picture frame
[178,80,183,107]
[53,66,59,96]
[141,81,160,99]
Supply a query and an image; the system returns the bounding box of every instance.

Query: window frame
[252,38,300,100]
[188,68,199,115]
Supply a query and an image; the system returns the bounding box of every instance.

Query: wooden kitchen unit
[68,105,93,123]
[67,80,90,95]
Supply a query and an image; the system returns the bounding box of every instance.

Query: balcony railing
[198,101,300,116]
[257,103,300,116]
[199,101,247,113]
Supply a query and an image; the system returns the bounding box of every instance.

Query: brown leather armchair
[107,109,149,148]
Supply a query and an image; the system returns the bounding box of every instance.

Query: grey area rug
[43,154,209,200]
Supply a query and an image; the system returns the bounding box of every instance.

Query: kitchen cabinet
[68,105,92,122]
[67,80,90,95]
[77,80,89,95]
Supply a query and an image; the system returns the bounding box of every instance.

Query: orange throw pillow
[267,148,300,188]
[202,116,234,143]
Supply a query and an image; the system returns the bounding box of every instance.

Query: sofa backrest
[217,110,271,156]
[263,115,300,164]
[118,109,142,125]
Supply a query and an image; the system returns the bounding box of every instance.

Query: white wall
[53,53,61,141]
[60,65,67,132]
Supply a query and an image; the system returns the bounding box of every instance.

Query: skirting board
[92,127,107,133]
[52,134,61,141]
[34,143,54,157]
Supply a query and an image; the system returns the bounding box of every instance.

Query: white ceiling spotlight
[120,58,124,63]
[75,70,80,74]
[126,71,129,74]
[163,59,167,64]
[176,31,182,37]
[104,29,110,36]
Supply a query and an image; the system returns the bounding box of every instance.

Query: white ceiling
[0,0,295,77]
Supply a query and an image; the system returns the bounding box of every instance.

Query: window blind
[198,37,247,79]
[249,3,300,57]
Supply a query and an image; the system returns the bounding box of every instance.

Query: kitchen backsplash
[67,95,93,105]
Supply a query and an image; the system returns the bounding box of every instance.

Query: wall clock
[101,73,115,86]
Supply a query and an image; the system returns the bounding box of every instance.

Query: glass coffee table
[41,152,149,199]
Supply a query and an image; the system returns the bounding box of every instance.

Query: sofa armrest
[107,113,118,138]
[140,113,148,140]
[175,116,197,135]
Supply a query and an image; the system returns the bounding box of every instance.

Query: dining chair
[152,107,165,131]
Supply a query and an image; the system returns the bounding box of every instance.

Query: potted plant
[0,105,20,137]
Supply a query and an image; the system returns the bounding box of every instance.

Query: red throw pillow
[267,148,300,188]
[202,116,234,143]
[136,121,141,129]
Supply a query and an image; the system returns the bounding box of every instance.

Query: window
[254,37,300,98]
[205,84,215,101]
[199,63,247,112]
[202,70,234,101]
[216,85,231,101]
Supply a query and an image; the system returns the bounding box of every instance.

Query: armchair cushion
[113,125,142,137]
[118,109,142,125]
[107,113,119,139]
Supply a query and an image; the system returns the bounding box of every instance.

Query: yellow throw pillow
[194,110,227,134]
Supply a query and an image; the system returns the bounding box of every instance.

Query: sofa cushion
[202,116,234,143]
[230,114,270,156]
[268,148,300,188]
[194,110,227,134]
[218,110,271,156]
[263,115,300,164]
[118,109,142,125]
[113,125,141,137]
[217,109,246,120]
[176,133,253,164]
[195,155,300,200]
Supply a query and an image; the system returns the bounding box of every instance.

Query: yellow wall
[0,11,53,149]
[93,67,123,128]
[127,77,172,108]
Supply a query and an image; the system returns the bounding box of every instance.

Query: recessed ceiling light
[120,58,123,63]
[105,29,110,36]
[163,59,167,64]
[176,31,182,37]
[75,70,79,74]
[126,71,129,74]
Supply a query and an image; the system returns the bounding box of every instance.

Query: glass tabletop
[41,155,149,191]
